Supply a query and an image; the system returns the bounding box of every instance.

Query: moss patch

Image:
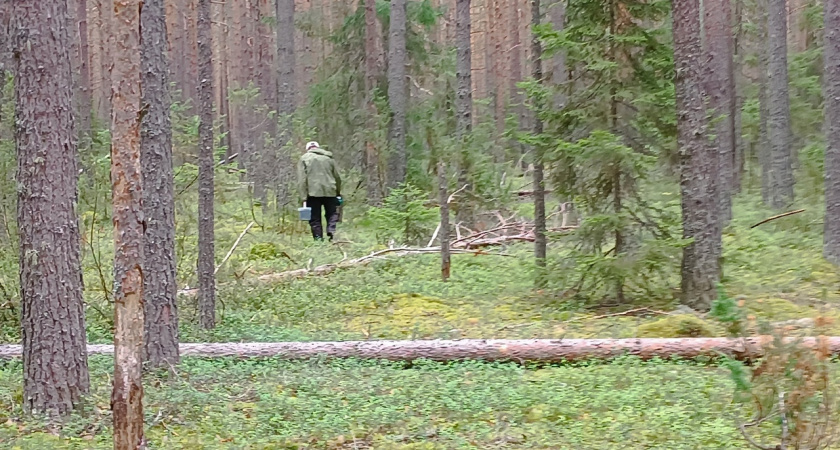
[637,315,719,338]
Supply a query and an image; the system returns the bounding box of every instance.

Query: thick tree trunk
[197,0,216,329]
[824,0,840,264]
[438,161,451,281]
[13,0,90,417]
[674,0,720,311]
[141,0,179,368]
[531,0,546,282]
[387,0,408,189]
[766,0,794,208]
[110,0,145,446]
[3,337,840,362]
[364,0,384,204]
[702,0,736,224]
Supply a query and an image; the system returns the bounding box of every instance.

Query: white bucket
[298,204,311,221]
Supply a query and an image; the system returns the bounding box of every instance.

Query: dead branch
[178,247,507,297]
[750,209,806,229]
[565,307,672,323]
[215,221,255,275]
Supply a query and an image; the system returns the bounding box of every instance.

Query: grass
[0,190,840,447]
[0,356,754,449]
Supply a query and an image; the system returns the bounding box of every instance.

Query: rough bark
[197,0,216,329]
[387,0,408,188]
[766,0,794,208]
[0,1,9,74]
[757,0,771,203]
[76,0,92,146]
[702,0,736,224]
[363,0,384,204]
[531,0,546,280]
[509,0,525,170]
[110,0,145,446]
[438,161,451,281]
[732,0,745,193]
[95,0,113,122]
[275,0,296,117]
[141,0,179,368]
[456,0,473,136]
[275,0,296,206]
[548,0,566,107]
[824,0,840,265]
[674,0,721,311]
[3,337,840,363]
[455,0,474,225]
[13,0,90,417]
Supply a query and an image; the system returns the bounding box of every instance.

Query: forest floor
[1,194,839,448]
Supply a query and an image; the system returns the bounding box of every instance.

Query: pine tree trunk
[824,0,840,264]
[76,0,92,147]
[674,0,721,311]
[364,0,383,205]
[732,0,745,193]
[275,0,296,206]
[438,161,451,281]
[702,0,736,224]
[548,0,565,108]
[455,0,473,225]
[96,0,113,122]
[110,0,145,446]
[387,0,408,189]
[197,0,216,329]
[13,0,90,417]
[455,0,473,136]
[531,0,546,284]
[766,0,794,208]
[756,0,771,201]
[141,0,179,368]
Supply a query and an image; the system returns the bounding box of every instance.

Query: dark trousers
[307,196,339,240]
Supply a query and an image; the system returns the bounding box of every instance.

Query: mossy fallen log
[0,337,838,362]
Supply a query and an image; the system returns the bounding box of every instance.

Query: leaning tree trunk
[141,0,179,367]
[531,0,547,284]
[110,0,145,446]
[13,0,90,416]
[766,0,794,209]
[702,0,736,224]
[824,0,840,264]
[674,0,721,311]
[455,0,473,226]
[3,337,840,363]
[197,0,216,329]
[387,0,408,189]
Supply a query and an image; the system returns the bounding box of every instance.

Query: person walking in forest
[298,141,342,241]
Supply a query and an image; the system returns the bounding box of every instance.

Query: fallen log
[1,337,838,362]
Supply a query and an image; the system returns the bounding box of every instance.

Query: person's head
[305,141,320,152]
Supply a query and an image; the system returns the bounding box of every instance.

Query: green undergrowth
[0,356,771,449]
